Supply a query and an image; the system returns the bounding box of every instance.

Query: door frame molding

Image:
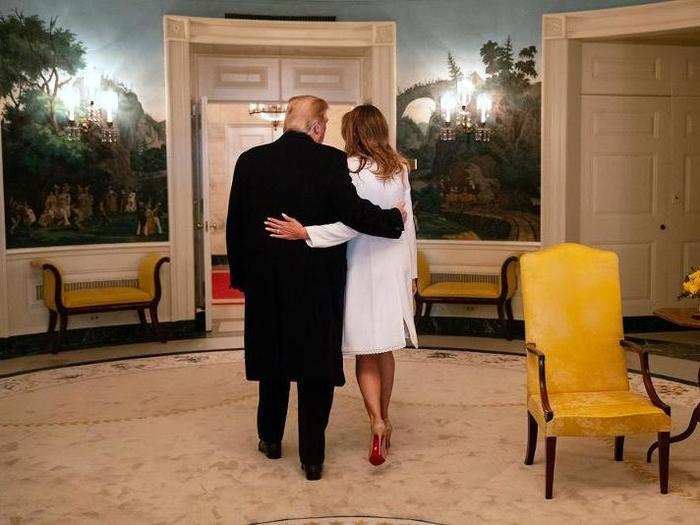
[541,0,700,247]
[163,16,397,322]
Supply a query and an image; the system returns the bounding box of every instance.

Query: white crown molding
[543,0,700,40]
[163,15,389,48]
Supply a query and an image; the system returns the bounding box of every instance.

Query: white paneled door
[580,43,700,315]
[670,97,700,308]
[581,95,672,315]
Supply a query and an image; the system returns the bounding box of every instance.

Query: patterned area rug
[0,350,698,524]
[253,518,442,525]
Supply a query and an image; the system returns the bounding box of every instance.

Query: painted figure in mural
[57,184,72,226]
[226,96,406,481]
[125,191,137,213]
[136,201,147,235]
[266,104,418,468]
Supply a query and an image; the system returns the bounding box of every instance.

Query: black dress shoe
[258,440,281,459]
[301,463,323,481]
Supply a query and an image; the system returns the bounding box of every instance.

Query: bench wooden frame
[414,256,520,340]
[41,256,170,353]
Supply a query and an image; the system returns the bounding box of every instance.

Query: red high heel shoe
[369,434,386,466]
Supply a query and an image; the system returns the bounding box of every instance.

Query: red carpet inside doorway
[212,269,244,303]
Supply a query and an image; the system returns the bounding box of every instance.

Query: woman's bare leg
[377,351,395,448]
[377,351,395,421]
[356,355,387,457]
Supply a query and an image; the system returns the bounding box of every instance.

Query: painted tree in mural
[0,11,86,130]
[479,37,540,212]
[0,11,167,248]
[447,52,463,82]
[398,36,541,241]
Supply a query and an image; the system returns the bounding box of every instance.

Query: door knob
[660,224,666,230]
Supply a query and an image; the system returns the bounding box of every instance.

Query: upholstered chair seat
[520,243,671,499]
[62,287,153,309]
[414,251,519,339]
[528,390,670,437]
[32,253,170,352]
[419,281,501,299]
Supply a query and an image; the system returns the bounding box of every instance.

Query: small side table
[646,308,699,462]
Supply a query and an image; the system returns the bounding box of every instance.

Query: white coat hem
[342,344,407,357]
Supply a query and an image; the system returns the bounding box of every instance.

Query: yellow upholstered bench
[32,254,170,353]
[414,251,519,339]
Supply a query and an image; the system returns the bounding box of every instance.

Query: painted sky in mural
[3,0,661,121]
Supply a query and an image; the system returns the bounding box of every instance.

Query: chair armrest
[499,255,520,301]
[151,256,170,303]
[620,339,671,416]
[525,342,554,422]
[32,260,65,312]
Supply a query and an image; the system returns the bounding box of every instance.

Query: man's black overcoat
[226,130,404,386]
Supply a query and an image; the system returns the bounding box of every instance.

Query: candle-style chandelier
[439,78,492,142]
[249,103,286,129]
[60,69,119,144]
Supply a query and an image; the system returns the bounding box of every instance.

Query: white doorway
[541,3,700,316]
[165,16,398,331]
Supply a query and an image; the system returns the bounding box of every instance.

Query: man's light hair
[283,95,329,133]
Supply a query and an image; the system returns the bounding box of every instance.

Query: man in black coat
[226,96,405,480]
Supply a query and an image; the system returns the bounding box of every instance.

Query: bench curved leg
[47,310,58,354]
[149,305,167,343]
[54,314,68,354]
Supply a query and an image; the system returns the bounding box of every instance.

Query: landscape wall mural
[0,0,659,248]
[1,10,167,249]
[399,41,540,241]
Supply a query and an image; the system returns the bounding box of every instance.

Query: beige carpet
[0,350,698,524]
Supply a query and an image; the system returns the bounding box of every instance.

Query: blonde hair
[283,95,329,133]
[342,104,409,181]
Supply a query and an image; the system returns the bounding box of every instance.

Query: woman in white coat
[265,104,418,466]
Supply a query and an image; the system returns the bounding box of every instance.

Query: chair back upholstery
[416,251,431,294]
[138,253,165,300]
[520,243,629,396]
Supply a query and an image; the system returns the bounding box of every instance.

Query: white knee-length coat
[305,157,418,355]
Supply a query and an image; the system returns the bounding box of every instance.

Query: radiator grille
[430,272,499,285]
[35,278,140,301]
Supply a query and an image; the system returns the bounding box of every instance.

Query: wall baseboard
[417,315,688,339]
[0,319,205,360]
[0,314,687,360]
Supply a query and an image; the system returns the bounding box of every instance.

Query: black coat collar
[281,129,314,143]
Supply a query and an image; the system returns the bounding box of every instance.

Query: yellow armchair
[415,251,519,339]
[520,243,671,499]
[32,254,170,353]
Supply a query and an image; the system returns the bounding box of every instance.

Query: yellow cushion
[63,287,152,308]
[528,391,671,437]
[520,243,629,396]
[421,281,501,299]
[138,253,164,299]
[417,251,431,294]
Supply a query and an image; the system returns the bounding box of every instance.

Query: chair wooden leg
[545,436,557,499]
[47,310,58,354]
[504,299,514,341]
[658,431,670,494]
[424,302,433,318]
[614,436,624,461]
[414,299,423,329]
[525,412,538,465]
[137,308,147,330]
[55,314,68,354]
[149,305,167,343]
[496,303,509,339]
